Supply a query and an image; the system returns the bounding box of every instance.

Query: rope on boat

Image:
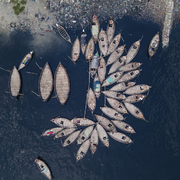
[31,91,40,97]
[35,62,42,70]
[0,67,11,73]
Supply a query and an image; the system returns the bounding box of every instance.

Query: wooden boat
[87,88,96,113]
[91,15,100,43]
[71,37,80,64]
[124,102,147,121]
[117,70,141,83]
[9,66,21,99]
[148,32,160,58]
[106,98,128,114]
[62,130,82,147]
[76,139,90,161]
[95,114,116,132]
[96,123,109,147]
[118,62,142,72]
[102,91,126,100]
[108,131,133,144]
[93,74,101,98]
[98,29,108,56]
[56,23,71,43]
[89,52,100,78]
[54,62,70,105]
[125,38,142,64]
[110,81,136,92]
[54,127,77,139]
[106,33,121,55]
[102,71,123,87]
[18,51,33,70]
[98,56,106,84]
[112,120,135,133]
[35,158,52,180]
[90,128,98,155]
[77,125,94,145]
[85,38,94,63]
[41,127,64,137]
[123,84,152,95]
[51,117,77,128]
[38,62,53,102]
[106,45,125,66]
[80,29,87,54]
[72,117,95,126]
[100,107,124,120]
[124,94,147,103]
[107,19,115,45]
[108,56,126,74]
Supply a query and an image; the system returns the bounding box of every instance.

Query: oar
[26,71,39,75]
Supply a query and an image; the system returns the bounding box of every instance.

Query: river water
[0,17,180,180]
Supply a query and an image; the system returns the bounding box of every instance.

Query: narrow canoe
[72,117,95,126]
[90,128,98,155]
[124,94,147,103]
[93,73,101,98]
[35,159,52,180]
[80,29,87,54]
[118,62,142,72]
[87,88,96,113]
[102,91,126,100]
[148,32,159,58]
[9,66,21,99]
[91,15,100,43]
[18,51,33,70]
[89,52,100,78]
[110,81,136,92]
[107,19,115,45]
[98,56,106,84]
[38,62,53,102]
[41,127,64,137]
[71,37,80,64]
[85,38,94,63]
[54,62,70,105]
[54,127,77,139]
[51,117,77,128]
[98,29,108,56]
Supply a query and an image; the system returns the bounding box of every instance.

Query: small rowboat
[98,29,108,56]
[106,19,115,45]
[72,117,95,126]
[85,38,94,63]
[110,81,136,92]
[80,29,87,54]
[90,128,98,155]
[18,51,33,70]
[38,62,53,102]
[54,62,70,105]
[41,127,64,137]
[51,117,77,128]
[9,66,21,99]
[91,15,100,43]
[102,91,126,100]
[87,88,96,113]
[35,158,52,180]
[71,37,80,64]
[148,32,159,58]
[118,62,142,72]
[54,128,77,139]
[124,94,146,103]
[89,52,100,78]
[98,56,106,84]
[56,23,71,43]
[93,74,101,98]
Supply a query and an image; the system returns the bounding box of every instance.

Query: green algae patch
[10,0,26,15]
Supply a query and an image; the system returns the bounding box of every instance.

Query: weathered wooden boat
[87,88,96,113]
[96,123,109,147]
[85,38,94,62]
[71,37,80,64]
[117,70,141,83]
[76,139,90,161]
[108,131,133,144]
[51,117,77,128]
[123,84,152,95]
[124,94,146,103]
[54,127,77,139]
[148,32,160,58]
[102,71,123,87]
[98,56,106,84]
[9,66,21,99]
[107,19,115,45]
[110,81,136,92]
[108,56,126,74]
[18,51,33,70]
[106,33,121,55]
[35,158,52,180]
[124,102,147,121]
[89,52,100,78]
[41,127,64,137]
[118,62,142,72]
[91,15,100,43]
[125,38,142,64]
[56,23,71,43]
[112,120,135,133]
[54,62,70,105]
[90,128,98,155]
[62,130,82,147]
[93,74,101,98]
[106,45,125,66]
[38,62,53,102]
[77,125,94,145]
[98,29,108,56]
[80,29,87,54]
[72,117,95,126]
[100,107,124,120]
[102,91,126,100]
[106,98,128,114]
[95,114,116,132]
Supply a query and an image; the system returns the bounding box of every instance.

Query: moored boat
[118,62,142,72]
[98,56,106,84]
[54,127,77,139]
[106,19,115,45]
[85,38,94,63]
[51,117,77,128]
[41,127,64,137]
[110,81,136,92]
[124,94,146,103]
[90,128,98,155]
[91,15,100,43]
[80,29,87,54]
[18,51,33,70]
[72,117,95,126]
[102,90,126,100]
[93,73,101,98]
[89,52,100,78]
[98,29,108,56]
[87,88,96,113]
[71,37,80,64]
